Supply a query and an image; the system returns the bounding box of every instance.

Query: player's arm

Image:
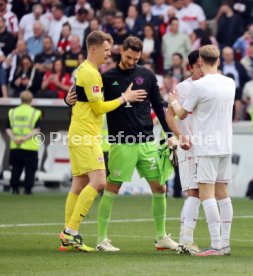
[166,106,181,138]
[168,92,189,120]
[90,83,147,116]
[149,74,172,138]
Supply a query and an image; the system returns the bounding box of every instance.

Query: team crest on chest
[135,76,144,85]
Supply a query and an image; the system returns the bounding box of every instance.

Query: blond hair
[86,30,113,50]
[199,45,220,66]
[20,90,33,104]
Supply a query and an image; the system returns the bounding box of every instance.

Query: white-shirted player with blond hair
[169,45,235,256]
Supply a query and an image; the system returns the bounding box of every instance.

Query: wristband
[121,93,127,103]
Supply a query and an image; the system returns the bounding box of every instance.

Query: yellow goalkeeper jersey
[68,60,103,147]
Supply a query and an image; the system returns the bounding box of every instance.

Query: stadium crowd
[0,0,253,120]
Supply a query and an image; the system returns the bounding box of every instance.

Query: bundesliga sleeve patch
[92,85,101,95]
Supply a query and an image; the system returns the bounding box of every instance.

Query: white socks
[182,197,201,243]
[218,198,233,248]
[202,198,222,250]
[179,199,187,243]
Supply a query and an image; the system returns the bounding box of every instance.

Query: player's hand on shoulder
[123,82,147,103]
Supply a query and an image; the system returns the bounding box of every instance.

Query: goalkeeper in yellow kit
[59,30,147,252]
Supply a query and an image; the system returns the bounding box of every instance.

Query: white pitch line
[0,232,252,243]
[0,215,252,228]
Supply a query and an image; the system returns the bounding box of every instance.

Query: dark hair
[169,17,178,25]
[52,58,66,79]
[122,36,143,52]
[188,50,199,68]
[62,22,71,30]
[86,30,113,50]
[172,52,183,60]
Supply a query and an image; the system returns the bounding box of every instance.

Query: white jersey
[183,73,235,156]
[177,3,206,31]
[176,77,194,156]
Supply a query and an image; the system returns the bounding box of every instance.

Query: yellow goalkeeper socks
[65,192,79,227]
[67,184,98,231]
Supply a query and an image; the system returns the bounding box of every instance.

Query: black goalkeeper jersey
[102,65,171,143]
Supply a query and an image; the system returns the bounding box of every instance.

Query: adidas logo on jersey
[112,81,119,86]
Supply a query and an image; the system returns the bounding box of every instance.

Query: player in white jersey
[166,50,204,255]
[169,45,235,256]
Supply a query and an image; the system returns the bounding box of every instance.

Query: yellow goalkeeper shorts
[69,144,105,176]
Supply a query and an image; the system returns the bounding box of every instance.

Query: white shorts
[178,150,198,191]
[194,156,232,184]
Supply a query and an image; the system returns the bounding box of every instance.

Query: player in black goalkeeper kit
[96,36,178,252]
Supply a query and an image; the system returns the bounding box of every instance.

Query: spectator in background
[70,51,85,82]
[6,90,42,194]
[57,22,72,55]
[216,2,245,49]
[191,29,219,51]
[19,3,49,41]
[11,0,34,21]
[1,40,28,97]
[195,0,222,35]
[111,15,130,62]
[242,75,253,120]
[97,0,117,19]
[48,4,68,48]
[151,0,169,22]
[62,35,82,74]
[26,21,45,59]
[177,0,206,31]
[11,54,40,97]
[68,7,89,46]
[220,46,249,120]
[240,42,253,79]
[162,17,191,72]
[101,10,116,35]
[33,36,59,85]
[83,17,101,53]
[125,5,142,36]
[233,24,253,59]
[141,23,160,65]
[138,0,161,35]
[40,58,71,98]
[0,16,16,57]
[165,52,185,91]
[0,15,16,97]
[0,0,18,36]
[68,0,92,16]
[160,5,192,37]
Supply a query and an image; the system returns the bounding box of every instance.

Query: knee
[152,185,166,194]
[96,181,107,192]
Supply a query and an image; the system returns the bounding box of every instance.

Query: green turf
[0,193,252,276]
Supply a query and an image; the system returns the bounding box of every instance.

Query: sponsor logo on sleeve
[92,85,101,94]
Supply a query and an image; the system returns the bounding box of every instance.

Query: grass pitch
[0,193,252,276]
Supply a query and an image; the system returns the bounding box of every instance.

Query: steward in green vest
[6,91,42,194]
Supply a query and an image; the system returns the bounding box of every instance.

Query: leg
[216,182,233,254]
[96,182,121,251]
[65,175,89,227]
[9,150,23,194]
[67,169,106,233]
[149,180,166,241]
[199,183,222,250]
[182,189,200,244]
[149,180,178,251]
[23,151,38,194]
